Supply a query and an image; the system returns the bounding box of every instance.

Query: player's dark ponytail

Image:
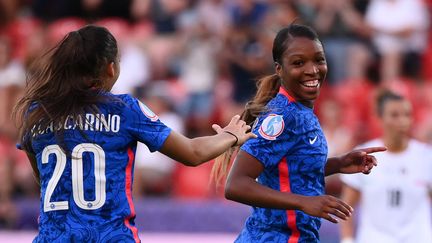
[211,24,320,187]
[13,25,118,153]
[210,73,280,186]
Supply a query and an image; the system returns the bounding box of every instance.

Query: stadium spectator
[196,0,231,38]
[0,35,25,139]
[133,81,185,196]
[212,24,385,242]
[12,25,256,242]
[340,90,432,243]
[176,17,221,136]
[310,0,372,85]
[365,0,429,83]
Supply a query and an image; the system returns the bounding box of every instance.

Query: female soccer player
[339,91,432,243]
[212,24,386,242]
[13,25,256,243]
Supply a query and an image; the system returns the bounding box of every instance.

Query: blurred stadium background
[0,0,432,242]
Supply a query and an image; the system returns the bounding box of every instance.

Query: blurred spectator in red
[7,18,46,68]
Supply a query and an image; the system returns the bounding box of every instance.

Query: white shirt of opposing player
[341,139,432,243]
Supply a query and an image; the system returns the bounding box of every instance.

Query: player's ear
[106,62,115,78]
[275,62,282,76]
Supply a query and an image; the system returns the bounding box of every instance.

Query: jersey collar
[278,86,296,102]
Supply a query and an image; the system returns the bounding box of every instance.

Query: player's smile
[302,79,320,88]
[300,79,322,93]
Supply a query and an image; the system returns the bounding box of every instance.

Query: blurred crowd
[0,0,432,229]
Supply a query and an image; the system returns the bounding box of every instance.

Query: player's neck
[383,134,409,153]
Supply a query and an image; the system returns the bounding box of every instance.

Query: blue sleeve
[241,110,297,168]
[16,103,37,153]
[122,95,172,152]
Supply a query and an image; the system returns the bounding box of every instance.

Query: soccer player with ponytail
[13,25,255,242]
[212,24,386,242]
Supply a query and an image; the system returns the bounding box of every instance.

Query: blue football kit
[22,93,171,242]
[236,87,328,243]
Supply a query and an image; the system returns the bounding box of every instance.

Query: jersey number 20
[42,144,106,212]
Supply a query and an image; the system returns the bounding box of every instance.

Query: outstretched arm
[225,150,353,223]
[325,147,387,176]
[159,115,256,167]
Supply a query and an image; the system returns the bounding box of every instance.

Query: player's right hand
[212,115,257,147]
[299,195,353,223]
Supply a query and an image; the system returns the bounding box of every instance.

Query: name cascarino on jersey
[31,113,121,137]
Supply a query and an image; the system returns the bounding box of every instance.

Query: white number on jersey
[42,143,106,212]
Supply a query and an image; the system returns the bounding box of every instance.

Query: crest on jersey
[138,101,158,122]
[259,114,284,140]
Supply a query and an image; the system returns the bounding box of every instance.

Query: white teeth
[303,79,319,87]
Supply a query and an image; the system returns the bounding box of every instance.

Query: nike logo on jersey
[309,136,318,144]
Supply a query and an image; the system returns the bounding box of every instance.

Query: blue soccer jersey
[25,93,171,243]
[236,87,328,243]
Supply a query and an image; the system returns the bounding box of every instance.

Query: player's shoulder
[111,93,136,105]
[265,94,297,118]
[408,139,432,152]
[101,93,139,111]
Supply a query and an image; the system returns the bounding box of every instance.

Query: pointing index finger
[361,146,387,154]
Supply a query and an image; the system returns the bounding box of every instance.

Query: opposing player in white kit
[339,90,432,243]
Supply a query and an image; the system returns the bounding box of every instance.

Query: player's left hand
[338,147,387,174]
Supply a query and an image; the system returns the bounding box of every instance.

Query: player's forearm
[160,130,237,167]
[225,176,303,210]
[325,156,341,176]
[186,132,237,166]
[339,217,355,242]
